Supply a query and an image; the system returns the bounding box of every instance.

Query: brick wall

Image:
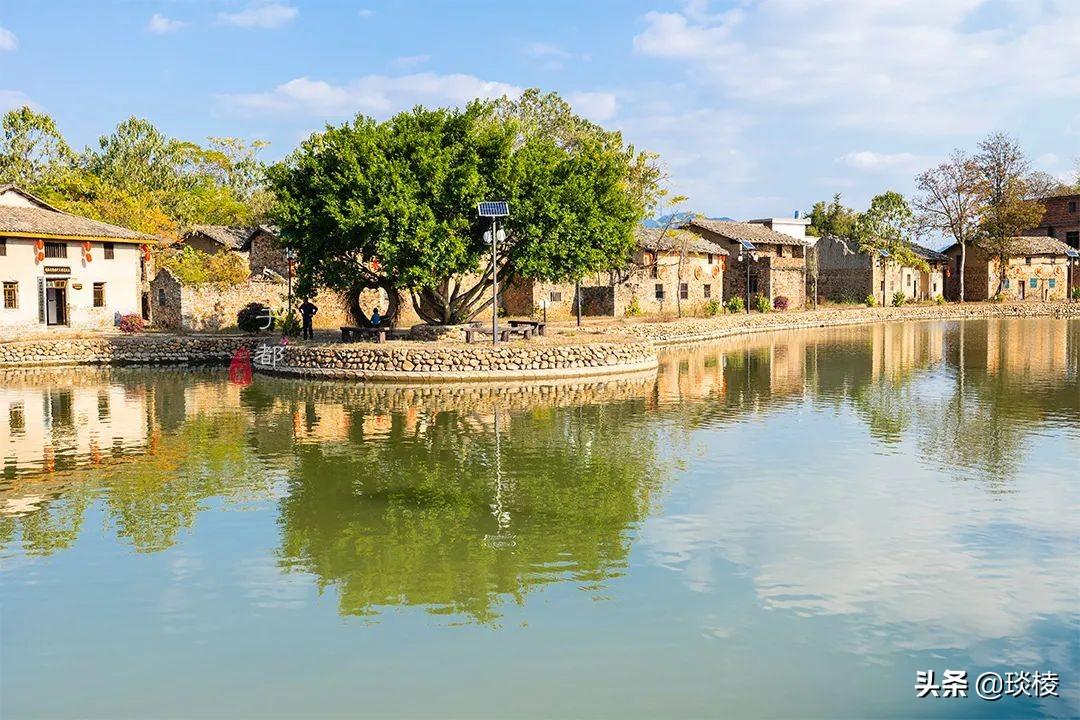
[1032,195,1080,248]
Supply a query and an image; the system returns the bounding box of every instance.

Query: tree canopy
[0,107,272,242]
[268,90,658,325]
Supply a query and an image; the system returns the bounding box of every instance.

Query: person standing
[299,297,318,340]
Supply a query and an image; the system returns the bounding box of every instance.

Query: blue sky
[1,0,1078,222]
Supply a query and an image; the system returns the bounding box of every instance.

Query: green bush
[754,294,771,313]
[161,245,250,286]
[237,302,273,333]
[703,298,721,316]
[891,291,907,307]
[624,296,642,317]
[1072,287,1080,300]
[990,293,1005,303]
[933,295,946,305]
[725,296,745,314]
[278,311,301,337]
[865,294,877,307]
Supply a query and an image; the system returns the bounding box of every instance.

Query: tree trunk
[959,243,966,303]
[348,278,399,327]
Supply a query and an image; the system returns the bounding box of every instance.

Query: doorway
[1018,279,1025,300]
[46,279,68,326]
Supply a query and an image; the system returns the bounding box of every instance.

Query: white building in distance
[0,185,157,330]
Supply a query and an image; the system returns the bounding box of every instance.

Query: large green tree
[268,91,657,326]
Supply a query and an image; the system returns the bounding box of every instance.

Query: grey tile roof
[0,194,157,242]
[185,225,254,250]
[909,241,948,263]
[943,235,1075,256]
[636,226,728,256]
[685,217,805,246]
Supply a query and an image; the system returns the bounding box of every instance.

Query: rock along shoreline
[0,301,1077,382]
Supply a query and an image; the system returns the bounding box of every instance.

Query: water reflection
[1,319,1077,717]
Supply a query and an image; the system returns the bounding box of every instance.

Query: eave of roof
[684,217,805,246]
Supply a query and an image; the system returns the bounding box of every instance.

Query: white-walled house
[0,185,157,330]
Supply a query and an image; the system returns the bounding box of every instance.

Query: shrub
[772,295,789,311]
[865,294,877,307]
[237,302,273,333]
[703,298,722,316]
[754,294,771,313]
[891,291,907,307]
[278,312,301,337]
[118,313,144,334]
[725,296,745,314]
[624,296,642,317]
[1072,287,1080,300]
[989,293,1005,303]
[161,245,249,286]
[933,295,946,305]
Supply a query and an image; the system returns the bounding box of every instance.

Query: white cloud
[0,90,35,111]
[569,91,617,123]
[147,13,188,35]
[357,9,374,18]
[218,2,298,29]
[840,150,918,171]
[520,41,588,70]
[227,73,521,117]
[393,54,430,70]
[0,25,17,51]
[633,0,1080,135]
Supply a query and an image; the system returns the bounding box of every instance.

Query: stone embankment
[611,301,1080,346]
[0,334,259,367]
[252,336,658,382]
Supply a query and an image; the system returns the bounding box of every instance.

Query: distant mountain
[642,212,734,228]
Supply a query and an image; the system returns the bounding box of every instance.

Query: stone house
[943,236,1077,301]
[501,226,727,318]
[681,218,806,308]
[0,184,158,330]
[178,225,290,280]
[1028,193,1079,250]
[816,237,947,305]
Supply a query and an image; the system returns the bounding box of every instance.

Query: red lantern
[34,238,44,251]
[370,257,380,271]
[82,241,92,252]
[141,244,152,261]
[36,251,45,262]
[84,252,93,263]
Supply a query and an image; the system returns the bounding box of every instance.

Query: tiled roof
[636,226,728,256]
[685,217,805,246]
[909,241,948,263]
[944,235,1075,256]
[0,201,157,242]
[185,225,253,250]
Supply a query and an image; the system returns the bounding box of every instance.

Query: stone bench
[508,320,546,337]
[340,326,387,343]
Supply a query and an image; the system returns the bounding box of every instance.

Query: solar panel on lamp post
[478,202,509,344]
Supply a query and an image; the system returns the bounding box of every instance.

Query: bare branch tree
[914,151,982,303]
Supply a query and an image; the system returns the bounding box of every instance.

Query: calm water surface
[2,318,1078,719]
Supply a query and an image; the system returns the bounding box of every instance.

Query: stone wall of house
[943,247,1069,301]
[248,230,290,279]
[580,286,614,316]
[254,336,658,381]
[150,272,352,331]
[0,335,261,367]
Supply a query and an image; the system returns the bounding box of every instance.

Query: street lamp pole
[478,201,510,346]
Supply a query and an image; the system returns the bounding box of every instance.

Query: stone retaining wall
[613,301,1080,346]
[252,337,658,382]
[0,335,260,367]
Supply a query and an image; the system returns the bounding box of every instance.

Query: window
[549,290,562,303]
[1049,279,1057,288]
[2,282,16,309]
[650,264,659,279]
[1069,200,1077,213]
[703,284,711,299]
[1067,231,1079,248]
[1025,256,1032,265]
[9,403,24,434]
[0,238,6,256]
[93,282,105,308]
[158,288,167,304]
[654,283,664,300]
[1004,279,1010,289]
[679,283,689,300]
[749,276,759,294]
[103,242,115,259]
[1047,227,1056,238]
[44,242,66,258]
[708,253,714,265]
[1029,278,1038,289]
[777,245,784,258]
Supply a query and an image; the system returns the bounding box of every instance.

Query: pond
[1,318,1078,719]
